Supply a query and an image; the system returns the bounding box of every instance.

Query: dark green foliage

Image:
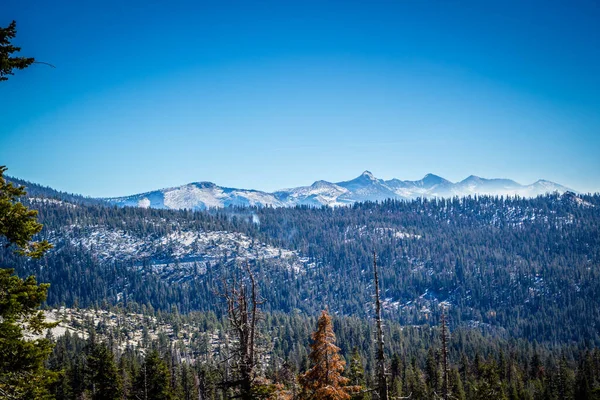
[0,21,34,81]
[468,359,507,400]
[1,166,52,258]
[347,347,367,400]
[0,166,56,398]
[41,306,600,400]
[132,350,173,400]
[86,342,122,399]
[0,191,600,344]
[0,269,58,399]
[449,368,465,400]
[6,190,600,346]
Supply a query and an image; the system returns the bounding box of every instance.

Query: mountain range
[105,171,573,210]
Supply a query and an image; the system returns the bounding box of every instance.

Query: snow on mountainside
[336,170,399,203]
[106,182,284,210]
[274,180,351,207]
[104,171,574,210]
[48,224,309,281]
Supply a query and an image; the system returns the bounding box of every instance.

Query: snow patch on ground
[48,225,307,278]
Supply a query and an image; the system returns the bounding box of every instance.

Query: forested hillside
[4,188,599,345]
[44,305,600,400]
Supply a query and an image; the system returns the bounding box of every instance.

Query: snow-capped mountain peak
[461,175,483,183]
[415,173,450,188]
[310,180,338,189]
[360,170,377,180]
[104,171,574,210]
[337,171,381,188]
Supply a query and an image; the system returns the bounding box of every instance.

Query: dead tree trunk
[441,308,450,400]
[373,251,389,400]
[219,261,263,400]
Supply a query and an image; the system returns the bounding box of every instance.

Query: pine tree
[425,347,441,397]
[299,310,359,400]
[472,361,507,400]
[86,342,122,400]
[0,166,57,399]
[403,360,426,400]
[449,368,465,400]
[575,352,594,400]
[179,363,198,400]
[347,347,367,400]
[0,21,35,81]
[0,166,52,257]
[133,350,173,400]
[390,354,404,399]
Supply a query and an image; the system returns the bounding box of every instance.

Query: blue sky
[1,0,599,196]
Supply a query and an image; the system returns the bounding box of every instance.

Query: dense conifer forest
[2,177,600,397]
[43,305,600,399]
[4,184,599,345]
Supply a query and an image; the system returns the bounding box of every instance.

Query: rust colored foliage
[299,310,360,400]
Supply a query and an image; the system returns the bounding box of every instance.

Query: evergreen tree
[390,354,403,399]
[120,348,141,398]
[179,363,198,400]
[347,347,367,400]
[0,166,56,398]
[299,310,359,400]
[575,352,595,400]
[0,21,34,81]
[425,347,440,397]
[86,342,122,400]
[449,368,465,400]
[403,360,426,400]
[0,166,52,257]
[473,361,507,400]
[133,350,173,400]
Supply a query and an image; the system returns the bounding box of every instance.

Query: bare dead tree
[440,307,450,400]
[373,251,389,400]
[218,261,264,400]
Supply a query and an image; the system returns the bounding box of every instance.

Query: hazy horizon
[7,168,584,199]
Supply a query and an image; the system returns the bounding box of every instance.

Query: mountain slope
[106,182,284,210]
[10,191,600,345]
[104,171,573,210]
[7,176,105,205]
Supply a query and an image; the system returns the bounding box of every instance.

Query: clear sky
[1,0,599,197]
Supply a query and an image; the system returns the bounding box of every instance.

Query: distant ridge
[103,171,573,210]
[6,176,105,206]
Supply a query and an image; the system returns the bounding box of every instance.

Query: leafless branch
[33,61,56,68]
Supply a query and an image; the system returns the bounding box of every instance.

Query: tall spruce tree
[133,350,173,400]
[0,166,57,398]
[86,342,122,400]
[347,347,367,400]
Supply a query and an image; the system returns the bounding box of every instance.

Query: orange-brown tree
[299,310,359,400]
